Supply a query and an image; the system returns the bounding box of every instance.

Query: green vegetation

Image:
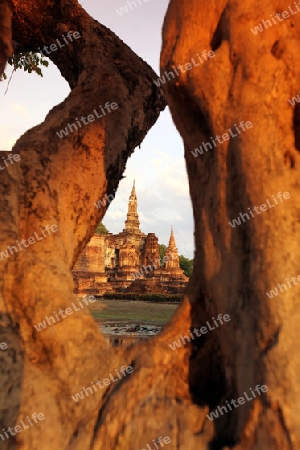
[159,243,193,277]
[91,311,171,323]
[179,255,193,277]
[1,52,49,81]
[103,292,181,302]
[95,222,109,235]
[88,299,179,324]
[159,244,166,260]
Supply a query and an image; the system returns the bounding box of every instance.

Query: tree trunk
[0,0,12,74]
[2,0,298,449]
[161,0,300,448]
[0,1,167,449]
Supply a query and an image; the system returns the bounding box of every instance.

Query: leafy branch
[0,52,49,93]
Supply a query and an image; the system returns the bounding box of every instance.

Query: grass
[103,292,181,302]
[88,299,179,325]
[92,312,172,324]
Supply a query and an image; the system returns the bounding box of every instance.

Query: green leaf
[1,51,49,81]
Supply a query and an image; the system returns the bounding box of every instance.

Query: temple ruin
[73,182,188,295]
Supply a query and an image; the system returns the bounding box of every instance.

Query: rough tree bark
[0,0,12,74]
[161,0,300,448]
[2,0,298,449]
[0,1,169,449]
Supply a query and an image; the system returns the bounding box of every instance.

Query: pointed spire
[131,179,136,196]
[169,225,176,247]
[124,180,141,233]
[165,226,180,270]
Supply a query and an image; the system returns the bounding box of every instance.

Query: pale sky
[0,0,194,259]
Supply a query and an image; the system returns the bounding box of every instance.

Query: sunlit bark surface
[161,0,300,448]
[2,0,299,448]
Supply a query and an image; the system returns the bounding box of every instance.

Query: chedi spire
[165,226,180,269]
[124,181,141,232]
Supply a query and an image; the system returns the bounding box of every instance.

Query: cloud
[149,150,189,197]
[10,103,32,118]
[103,149,194,258]
[0,126,22,150]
